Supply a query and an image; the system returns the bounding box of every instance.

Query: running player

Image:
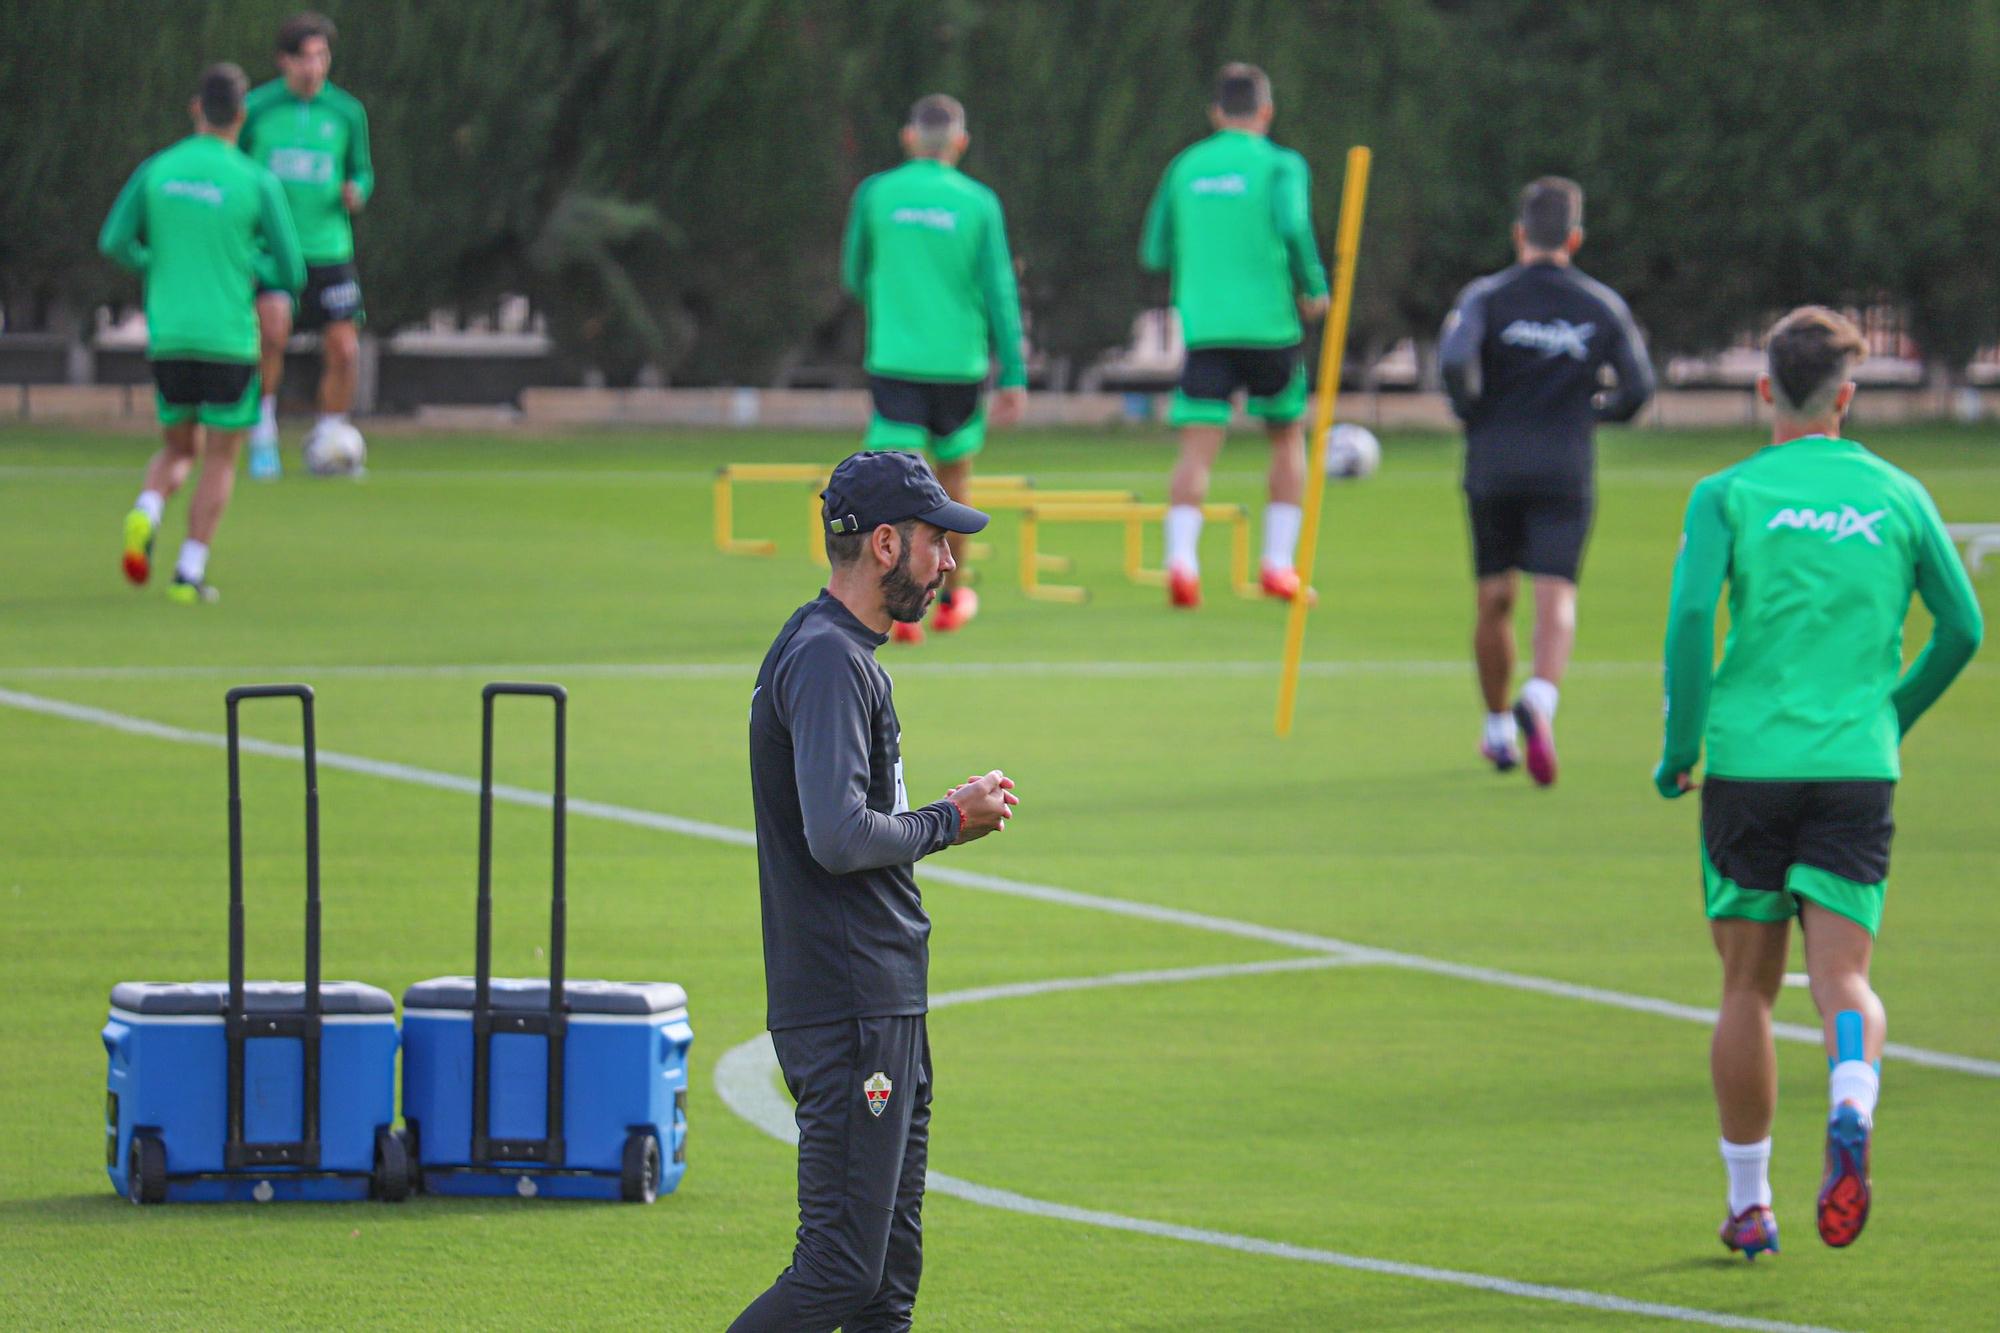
[102,63,305,604]
[241,11,373,479]
[1655,307,1983,1258]
[841,93,1027,644]
[1440,177,1653,785]
[1141,62,1329,610]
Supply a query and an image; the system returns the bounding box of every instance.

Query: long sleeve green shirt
[840,159,1027,387]
[240,79,373,265]
[98,134,305,363]
[1140,129,1327,349]
[1656,434,1984,795]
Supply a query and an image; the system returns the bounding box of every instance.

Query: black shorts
[150,359,259,429]
[1703,778,1895,893]
[1173,344,1306,425]
[1466,490,1593,581]
[263,262,364,332]
[868,375,982,439]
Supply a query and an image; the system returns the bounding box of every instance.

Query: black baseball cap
[822,450,989,536]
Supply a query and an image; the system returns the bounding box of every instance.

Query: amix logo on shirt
[1499,318,1596,361]
[1189,173,1248,196]
[891,206,958,232]
[160,180,225,206]
[1766,505,1888,546]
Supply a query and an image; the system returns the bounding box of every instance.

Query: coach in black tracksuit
[732,450,1018,1333]
[1438,176,1655,787]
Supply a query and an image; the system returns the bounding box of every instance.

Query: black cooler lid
[109,980,396,1016]
[401,976,687,1016]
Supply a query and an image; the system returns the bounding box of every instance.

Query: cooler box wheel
[372,1127,410,1202]
[128,1134,167,1205]
[621,1130,660,1204]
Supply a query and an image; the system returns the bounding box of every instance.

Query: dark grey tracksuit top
[749,591,962,1031]
[1438,260,1655,497]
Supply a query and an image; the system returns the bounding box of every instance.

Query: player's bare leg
[1165,425,1226,607]
[1258,420,1311,602]
[930,456,980,633]
[1801,902,1883,1247]
[124,422,200,584]
[319,320,359,419]
[1710,916,1789,1258]
[1474,573,1522,768]
[168,429,242,603]
[1512,575,1575,784]
[250,294,291,478]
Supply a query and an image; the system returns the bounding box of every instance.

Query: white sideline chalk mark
[713,961,1852,1333]
[1784,972,1811,989]
[3,684,1996,1082]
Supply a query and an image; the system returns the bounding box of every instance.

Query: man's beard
[881,546,939,623]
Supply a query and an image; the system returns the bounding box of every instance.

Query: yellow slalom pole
[1275,145,1372,738]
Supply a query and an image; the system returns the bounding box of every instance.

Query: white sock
[175,539,208,584]
[257,395,277,432]
[1165,504,1204,574]
[134,490,165,525]
[1719,1137,1773,1215]
[1829,1060,1880,1123]
[317,411,348,430]
[1483,711,1517,750]
[1521,676,1560,721]
[1262,502,1302,570]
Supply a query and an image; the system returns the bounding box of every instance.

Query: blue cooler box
[401,977,690,1200]
[103,980,399,1202]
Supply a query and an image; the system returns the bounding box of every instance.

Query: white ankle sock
[175,539,208,584]
[257,395,277,431]
[1829,1060,1879,1123]
[1483,711,1516,749]
[1165,505,1204,574]
[1262,502,1302,570]
[135,491,165,525]
[1521,676,1559,720]
[317,411,348,430]
[1719,1137,1772,1215]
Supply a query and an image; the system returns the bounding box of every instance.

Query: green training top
[1656,434,1983,792]
[98,134,305,363]
[840,159,1027,387]
[1140,129,1328,349]
[240,79,373,265]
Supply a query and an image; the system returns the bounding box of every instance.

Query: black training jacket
[1439,260,1655,497]
[748,591,961,1030]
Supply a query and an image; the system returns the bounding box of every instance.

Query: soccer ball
[304,421,367,477]
[1322,422,1381,480]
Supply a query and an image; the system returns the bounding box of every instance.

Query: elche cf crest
[864,1071,893,1117]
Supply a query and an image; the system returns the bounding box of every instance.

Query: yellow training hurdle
[1019,502,1259,603]
[714,464,827,557]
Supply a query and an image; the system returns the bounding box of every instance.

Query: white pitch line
[714,960,1851,1333]
[3,684,1995,1081]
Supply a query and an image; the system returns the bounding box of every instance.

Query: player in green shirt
[842,93,1027,643]
[1141,63,1329,609]
[241,11,374,479]
[100,63,305,604]
[1655,307,1983,1259]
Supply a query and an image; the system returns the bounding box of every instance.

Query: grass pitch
[1,422,1995,1330]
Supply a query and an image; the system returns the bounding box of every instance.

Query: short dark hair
[907,93,966,153]
[1765,306,1867,416]
[1518,177,1583,250]
[198,62,249,127]
[825,518,917,569]
[1214,63,1271,118]
[277,11,336,55]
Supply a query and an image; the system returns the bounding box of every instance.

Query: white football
[1322,422,1381,479]
[304,421,367,477]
